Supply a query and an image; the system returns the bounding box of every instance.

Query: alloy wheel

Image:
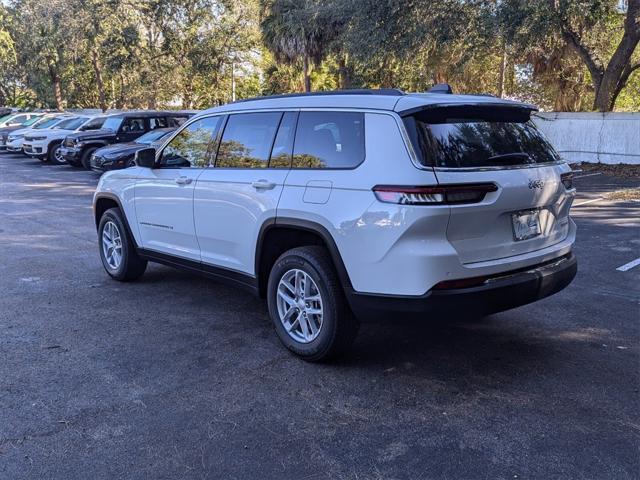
[102,221,123,270]
[276,269,324,343]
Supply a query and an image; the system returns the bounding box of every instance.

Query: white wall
[532,112,640,165]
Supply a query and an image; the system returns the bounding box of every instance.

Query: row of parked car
[0,110,196,172]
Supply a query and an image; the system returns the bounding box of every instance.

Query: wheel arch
[94,193,139,248]
[255,217,354,299]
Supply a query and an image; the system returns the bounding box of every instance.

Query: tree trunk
[556,0,639,111]
[48,63,64,111]
[303,55,311,92]
[498,42,507,98]
[91,49,107,112]
[338,54,351,89]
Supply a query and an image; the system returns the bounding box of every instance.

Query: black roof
[105,110,196,118]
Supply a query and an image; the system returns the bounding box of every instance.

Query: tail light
[372,183,497,205]
[560,172,574,190]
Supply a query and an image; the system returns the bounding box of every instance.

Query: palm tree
[261,0,336,92]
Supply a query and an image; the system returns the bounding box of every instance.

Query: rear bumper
[347,252,577,318]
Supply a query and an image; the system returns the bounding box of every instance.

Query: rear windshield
[403,106,560,168]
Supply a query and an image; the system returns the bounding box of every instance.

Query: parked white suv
[93,88,577,361]
[5,114,72,153]
[23,115,106,164]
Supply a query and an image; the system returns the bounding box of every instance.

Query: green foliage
[0,0,637,111]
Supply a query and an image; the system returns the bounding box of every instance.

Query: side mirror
[134,147,156,168]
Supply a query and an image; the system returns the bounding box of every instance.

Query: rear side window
[168,116,191,127]
[403,106,560,168]
[269,111,297,168]
[149,117,168,129]
[216,112,281,168]
[292,112,365,169]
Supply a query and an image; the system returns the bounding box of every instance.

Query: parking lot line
[574,172,603,179]
[573,197,604,207]
[616,258,640,272]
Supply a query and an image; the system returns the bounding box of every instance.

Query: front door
[134,116,224,261]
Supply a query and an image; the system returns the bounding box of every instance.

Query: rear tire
[267,246,359,362]
[98,207,147,281]
[80,147,98,170]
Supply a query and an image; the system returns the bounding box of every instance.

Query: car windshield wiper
[486,153,532,163]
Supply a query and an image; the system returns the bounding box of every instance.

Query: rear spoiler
[398,102,539,120]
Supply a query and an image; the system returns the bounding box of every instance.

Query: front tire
[80,147,98,170]
[267,246,359,362]
[47,142,65,164]
[98,207,147,281]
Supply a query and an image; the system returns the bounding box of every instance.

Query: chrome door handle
[251,180,276,190]
[174,176,192,185]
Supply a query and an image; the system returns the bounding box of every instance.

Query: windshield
[23,116,43,126]
[34,117,64,129]
[102,116,123,131]
[403,106,560,168]
[54,117,89,131]
[0,114,11,123]
[136,129,172,144]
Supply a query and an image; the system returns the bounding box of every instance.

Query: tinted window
[269,112,297,168]
[149,117,168,129]
[120,117,145,133]
[216,112,281,168]
[168,116,191,127]
[292,112,365,169]
[403,106,560,168]
[159,116,222,168]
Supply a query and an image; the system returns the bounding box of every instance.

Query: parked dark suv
[60,111,195,168]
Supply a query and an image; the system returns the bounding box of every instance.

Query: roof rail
[428,83,453,94]
[233,88,406,104]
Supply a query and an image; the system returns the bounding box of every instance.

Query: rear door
[116,117,147,142]
[403,105,575,264]
[193,111,295,274]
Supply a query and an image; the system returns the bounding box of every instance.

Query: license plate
[512,210,541,241]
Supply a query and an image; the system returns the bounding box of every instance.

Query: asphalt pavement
[0,153,638,479]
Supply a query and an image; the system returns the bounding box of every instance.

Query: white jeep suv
[23,115,106,164]
[93,88,577,361]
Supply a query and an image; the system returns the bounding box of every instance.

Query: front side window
[216,112,281,168]
[159,116,222,168]
[292,111,365,169]
[81,117,105,130]
[102,116,123,132]
[403,106,561,168]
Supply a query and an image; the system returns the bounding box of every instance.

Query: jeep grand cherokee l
[93,88,577,361]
